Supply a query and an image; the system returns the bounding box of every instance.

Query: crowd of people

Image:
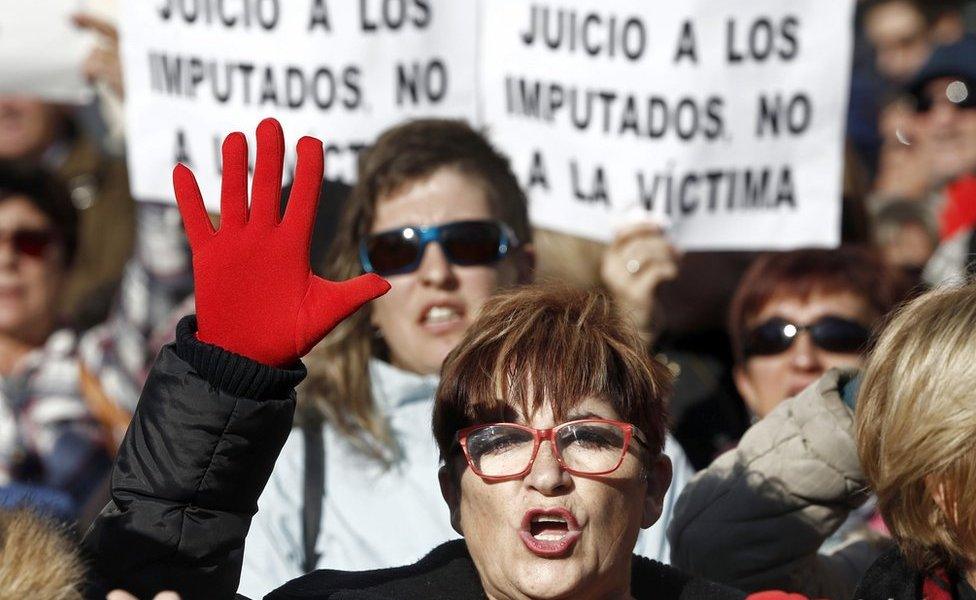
[1,1,976,599]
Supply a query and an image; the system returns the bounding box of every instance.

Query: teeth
[425,306,460,324]
[534,532,566,541]
[532,516,567,524]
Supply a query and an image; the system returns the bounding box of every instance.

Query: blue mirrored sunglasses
[359,220,520,277]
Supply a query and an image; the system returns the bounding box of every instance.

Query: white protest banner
[121,0,477,204]
[0,0,95,103]
[481,0,855,250]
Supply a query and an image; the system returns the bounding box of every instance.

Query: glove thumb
[296,274,391,357]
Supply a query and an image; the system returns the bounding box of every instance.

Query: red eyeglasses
[0,228,59,259]
[455,419,649,481]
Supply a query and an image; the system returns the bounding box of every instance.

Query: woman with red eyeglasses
[234,119,694,597]
[0,161,110,522]
[82,119,701,599]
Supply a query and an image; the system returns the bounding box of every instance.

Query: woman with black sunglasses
[668,248,904,598]
[728,248,900,421]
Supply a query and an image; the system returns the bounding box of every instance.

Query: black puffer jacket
[83,317,304,599]
[82,317,742,600]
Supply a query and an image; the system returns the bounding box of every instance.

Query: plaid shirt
[0,203,193,516]
[0,330,110,512]
[79,203,194,416]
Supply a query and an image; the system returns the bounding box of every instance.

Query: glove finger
[281,136,324,248]
[173,164,214,248]
[298,274,391,355]
[250,117,285,226]
[219,131,249,230]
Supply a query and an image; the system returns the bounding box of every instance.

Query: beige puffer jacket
[668,369,892,599]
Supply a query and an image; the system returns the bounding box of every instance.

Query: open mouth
[423,305,462,325]
[418,302,465,333]
[519,508,581,557]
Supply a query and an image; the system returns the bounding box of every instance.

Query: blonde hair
[0,509,85,599]
[856,281,976,572]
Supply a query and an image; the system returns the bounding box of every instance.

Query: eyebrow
[564,410,608,422]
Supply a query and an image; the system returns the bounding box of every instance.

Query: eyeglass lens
[745,316,869,357]
[0,229,56,258]
[364,221,505,275]
[916,79,976,113]
[465,422,628,477]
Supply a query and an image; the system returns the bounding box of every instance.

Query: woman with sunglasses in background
[727,247,899,421]
[0,161,111,523]
[241,117,695,597]
[669,247,904,598]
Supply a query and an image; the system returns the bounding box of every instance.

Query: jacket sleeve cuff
[175,315,306,399]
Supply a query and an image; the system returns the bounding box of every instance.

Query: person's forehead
[0,195,52,230]
[506,395,624,427]
[866,1,925,37]
[371,167,494,232]
[751,290,872,324]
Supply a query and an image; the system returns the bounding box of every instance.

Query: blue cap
[908,34,976,99]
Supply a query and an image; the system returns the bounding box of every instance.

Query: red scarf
[941,175,976,240]
[924,570,955,600]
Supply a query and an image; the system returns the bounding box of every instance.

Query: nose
[416,242,458,289]
[788,331,824,373]
[523,441,572,495]
[0,236,17,269]
[928,101,959,129]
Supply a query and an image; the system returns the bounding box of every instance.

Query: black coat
[854,547,976,600]
[82,317,742,600]
[268,539,744,600]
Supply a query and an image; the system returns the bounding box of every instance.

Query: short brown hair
[856,282,976,573]
[729,247,901,363]
[432,284,672,462]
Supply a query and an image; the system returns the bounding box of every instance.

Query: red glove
[173,118,390,367]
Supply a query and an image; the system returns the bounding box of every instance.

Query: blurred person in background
[0,161,110,523]
[727,247,900,421]
[0,12,135,329]
[871,95,932,202]
[240,119,695,598]
[908,35,976,240]
[871,199,940,286]
[0,97,133,328]
[864,0,934,84]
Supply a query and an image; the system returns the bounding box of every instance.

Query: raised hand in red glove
[173,118,390,367]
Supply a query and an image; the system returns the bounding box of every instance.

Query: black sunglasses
[914,79,976,114]
[0,228,59,259]
[359,220,519,277]
[743,316,871,358]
